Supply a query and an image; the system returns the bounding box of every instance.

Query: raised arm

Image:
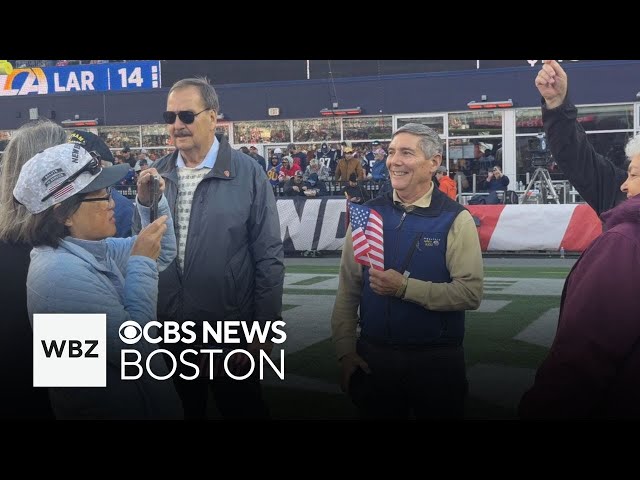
[538,60,627,215]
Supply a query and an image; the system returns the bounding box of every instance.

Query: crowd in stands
[108,140,507,204]
[258,141,391,200]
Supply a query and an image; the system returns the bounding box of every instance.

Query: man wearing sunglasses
[133,77,284,419]
[68,130,135,237]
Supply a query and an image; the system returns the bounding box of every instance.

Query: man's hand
[136,168,164,206]
[368,267,405,296]
[339,352,371,393]
[535,60,568,110]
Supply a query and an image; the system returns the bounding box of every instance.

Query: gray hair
[625,134,640,160]
[0,120,68,242]
[393,123,443,158]
[168,77,220,113]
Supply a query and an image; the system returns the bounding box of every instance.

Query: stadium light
[320,107,362,116]
[61,118,99,127]
[467,99,513,109]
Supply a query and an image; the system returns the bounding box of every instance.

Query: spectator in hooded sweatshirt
[435,166,457,201]
[519,134,640,419]
[266,155,282,187]
[278,155,301,183]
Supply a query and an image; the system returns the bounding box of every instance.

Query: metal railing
[271,179,386,198]
[114,180,387,201]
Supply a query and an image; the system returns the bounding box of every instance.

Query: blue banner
[0,61,161,96]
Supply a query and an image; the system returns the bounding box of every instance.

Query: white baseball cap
[273,148,282,154]
[13,143,130,214]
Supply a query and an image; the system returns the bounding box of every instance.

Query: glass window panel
[516,108,544,134]
[342,116,393,140]
[98,126,141,149]
[141,124,170,148]
[233,120,290,144]
[448,137,501,192]
[216,122,231,143]
[292,118,341,143]
[449,111,502,137]
[576,104,633,131]
[515,132,633,189]
[396,116,444,134]
[586,131,633,168]
[216,123,230,140]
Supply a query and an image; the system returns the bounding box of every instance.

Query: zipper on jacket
[395,211,407,230]
[387,211,406,340]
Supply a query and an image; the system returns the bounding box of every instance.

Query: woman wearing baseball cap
[12,142,182,419]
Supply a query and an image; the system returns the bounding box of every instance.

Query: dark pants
[348,338,468,419]
[163,347,269,420]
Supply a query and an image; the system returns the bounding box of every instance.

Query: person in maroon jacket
[519,134,640,419]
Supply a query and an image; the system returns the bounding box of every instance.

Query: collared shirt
[175,136,219,170]
[331,182,484,360]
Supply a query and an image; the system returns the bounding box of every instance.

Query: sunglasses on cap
[41,151,102,203]
[163,108,211,125]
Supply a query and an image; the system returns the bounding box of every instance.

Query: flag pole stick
[367,253,374,269]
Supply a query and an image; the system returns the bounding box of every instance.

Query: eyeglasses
[80,186,113,205]
[41,151,102,203]
[162,108,211,125]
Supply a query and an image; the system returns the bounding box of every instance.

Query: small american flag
[51,182,75,201]
[348,201,384,270]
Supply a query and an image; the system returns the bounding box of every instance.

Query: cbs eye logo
[119,321,142,344]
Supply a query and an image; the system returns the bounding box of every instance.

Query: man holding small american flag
[331,123,483,419]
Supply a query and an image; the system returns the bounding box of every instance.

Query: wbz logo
[41,340,99,358]
[33,314,106,387]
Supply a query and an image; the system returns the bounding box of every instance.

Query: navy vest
[359,188,466,346]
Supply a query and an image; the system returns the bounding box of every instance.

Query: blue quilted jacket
[26,196,183,419]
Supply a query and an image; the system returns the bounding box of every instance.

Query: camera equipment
[149,175,159,222]
[521,133,560,204]
[527,133,553,168]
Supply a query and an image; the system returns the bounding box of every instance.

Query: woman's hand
[131,215,168,260]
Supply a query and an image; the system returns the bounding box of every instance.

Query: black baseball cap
[68,130,115,163]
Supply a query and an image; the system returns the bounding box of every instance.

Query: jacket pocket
[225,250,254,318]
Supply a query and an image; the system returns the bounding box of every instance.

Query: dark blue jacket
[359,188,466,346]
[132,134,285,332]
[112,189,134,238]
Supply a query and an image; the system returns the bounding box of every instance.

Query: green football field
[210,263,571,420]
